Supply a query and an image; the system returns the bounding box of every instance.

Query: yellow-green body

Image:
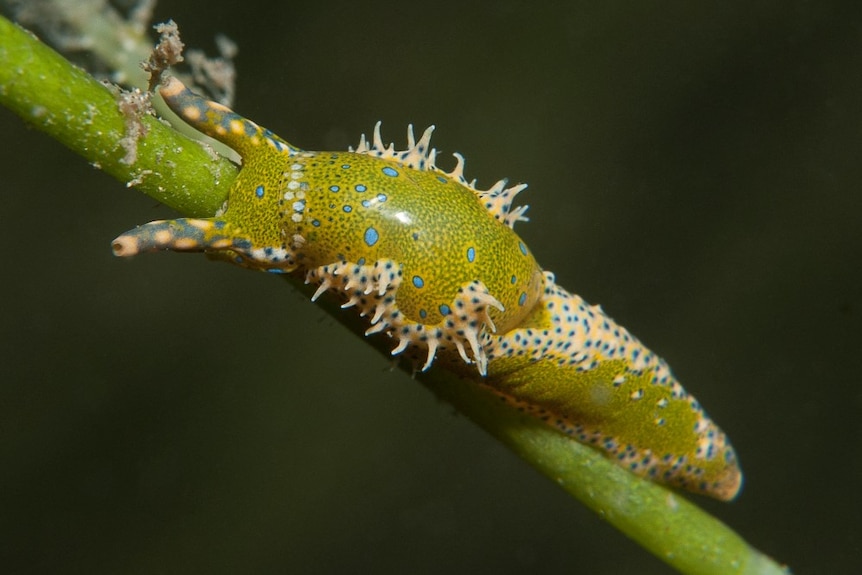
[232,148,543,331]
[113,77,742,500]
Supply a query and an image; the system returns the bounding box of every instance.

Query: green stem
[423,368,788,575]
[0,15,788,575]
[0,15,235,216]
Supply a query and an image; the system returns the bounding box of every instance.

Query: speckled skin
[113,77,742,500]
[481,279,740,498]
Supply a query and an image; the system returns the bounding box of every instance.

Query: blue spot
[267,268,286,274]
[364,227,379,246]
[519,292,527,306]
[439,304,451,316]
[382,166,398,177]
[361,199,372,208]
[255,185,264,198]
[312,219,321,227]
[341,164,350,169]
[329,185,340,192]
[214,220,226,229]
[510,275,517,284]
[436,176,447,183]
[377,193,387,202]
[519,241,528,256]
[357,258,366,265]
[412,275,424,288]
[466,247,476,262]
[419,309,427,319]
[355,184,367,192]
[343,205,353,213]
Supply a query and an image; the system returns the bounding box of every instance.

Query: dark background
[2,1,860,573]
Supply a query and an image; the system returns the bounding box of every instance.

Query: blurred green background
[1,1,860,573]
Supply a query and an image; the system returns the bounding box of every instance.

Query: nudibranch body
[113,77,742,500]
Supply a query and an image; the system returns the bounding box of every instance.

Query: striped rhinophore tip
[159,76,296,157]
[111,218,231,257]
[111,233,145,257]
